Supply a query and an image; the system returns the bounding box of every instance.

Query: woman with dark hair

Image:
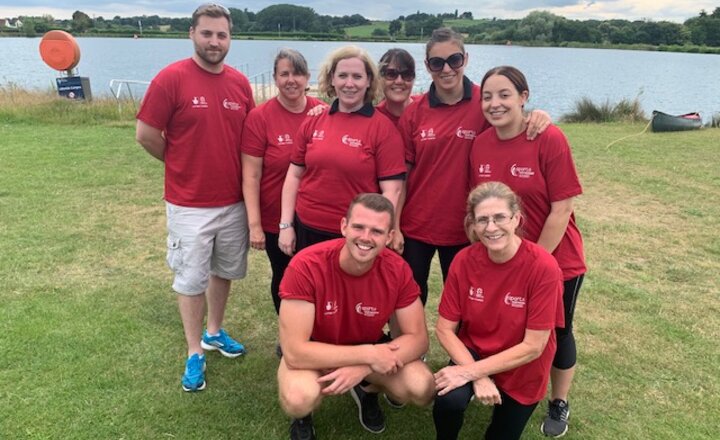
[241,49,325,315]
[375,48,417,126]
[433,181,564,440]
[398,28,551,305]
[278,45,406,256]
[470,65,586,438]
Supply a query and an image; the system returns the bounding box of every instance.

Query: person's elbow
[524,337,549,361]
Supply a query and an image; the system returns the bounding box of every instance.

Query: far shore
[2,30,719,55]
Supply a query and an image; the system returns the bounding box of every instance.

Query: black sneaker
[541,399,570,437]
[350,384,386,434]
[290,414,316,440]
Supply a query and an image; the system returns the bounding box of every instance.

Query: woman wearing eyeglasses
[397,28,550,305]
[469,66,586,438]
[432,181,564,440]
[278,46,406,256]
[241,49,326,315]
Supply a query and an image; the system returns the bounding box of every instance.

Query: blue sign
[56,76,92,100]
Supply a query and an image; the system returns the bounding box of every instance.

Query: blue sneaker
[201,328,246,358]
[181,353,206,392]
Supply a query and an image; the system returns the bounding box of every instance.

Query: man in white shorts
[135,3,255,392]
[278,194,434,439]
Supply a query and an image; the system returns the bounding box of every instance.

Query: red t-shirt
[137,58,255,207]
[290,102,406,233]
[470,125,586,279]
[375,100,400,127]
[398,78,491,245]
[439,240,564,405]
[279,239,420,345]
[241,96,324,233]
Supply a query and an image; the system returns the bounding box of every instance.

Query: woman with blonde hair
[278,46,405,256]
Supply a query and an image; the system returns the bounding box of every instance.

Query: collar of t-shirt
[329,99,375,116]
[428,75,473,108]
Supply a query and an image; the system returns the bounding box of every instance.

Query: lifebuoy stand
[39,30,92,100]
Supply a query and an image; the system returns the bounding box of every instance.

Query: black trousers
[402,237,468,305]
[264,232,291,314]
[433,351,538,440]
[294,215,342,253]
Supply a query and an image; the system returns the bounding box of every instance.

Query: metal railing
[109,79,150,113]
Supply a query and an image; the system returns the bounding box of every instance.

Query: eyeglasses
[474,213,514,227]
[426,52,465,72]
[382,68,415,82]
[194,3,230,16]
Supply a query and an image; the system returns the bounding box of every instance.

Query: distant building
[158,24,171,32]
[1,18,23,29]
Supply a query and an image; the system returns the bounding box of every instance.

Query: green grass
[344,21,389,38]
[1,95,719,439]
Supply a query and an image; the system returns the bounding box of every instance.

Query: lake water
[2,37,719,121]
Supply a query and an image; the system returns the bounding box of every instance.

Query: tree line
[9,4,720,47]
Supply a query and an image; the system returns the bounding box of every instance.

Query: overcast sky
[0,1,715,23]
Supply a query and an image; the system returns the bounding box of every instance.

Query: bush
[561,95,647,123]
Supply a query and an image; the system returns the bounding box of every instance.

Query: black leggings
[402,237,468,305]
[553,275,585,370]
[264,232,291,314]
[433,353,538,440]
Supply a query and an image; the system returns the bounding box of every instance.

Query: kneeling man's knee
[279,381,322,418]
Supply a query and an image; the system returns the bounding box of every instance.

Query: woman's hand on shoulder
[307,104,328,117]
[524,109,552,140]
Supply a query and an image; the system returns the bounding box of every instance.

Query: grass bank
[1,96,718,439]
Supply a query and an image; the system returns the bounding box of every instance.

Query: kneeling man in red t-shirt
[277,193,434,440]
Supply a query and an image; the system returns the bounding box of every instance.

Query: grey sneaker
[290,414,315,440]
[384,393,405,409]
[541,399,570,437]
[350,385,385,434]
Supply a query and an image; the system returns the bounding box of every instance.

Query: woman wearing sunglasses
[470,66,586,438]
[240,49,326,316]
[278,46,406,256]
[432,181,564,440]
[397,28,551,305]
[375,48,418,127]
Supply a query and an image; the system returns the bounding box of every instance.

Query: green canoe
[651,110,702,132]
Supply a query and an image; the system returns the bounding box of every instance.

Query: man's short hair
[346,193,395,231]
[192,3,233,29]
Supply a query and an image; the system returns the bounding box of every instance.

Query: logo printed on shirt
[341,134,363,148]
[477,163,492,178]
[456,126,477,140]
[324,300,338,316]
[312,130,325,141]
[276,133,293,146]
[222,98,242,111]
[504,292,526,309]
[468,286,485,302]
[420,128,436,141]
[510,163,535,179]
[191,96,208,109]
[355,302,380,318]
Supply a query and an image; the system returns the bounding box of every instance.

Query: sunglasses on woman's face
[426,52,465,72]
[383,68,415,82]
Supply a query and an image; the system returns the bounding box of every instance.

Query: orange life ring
[39,30,81,72]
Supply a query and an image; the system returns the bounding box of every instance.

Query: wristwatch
[278,222,293,230]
